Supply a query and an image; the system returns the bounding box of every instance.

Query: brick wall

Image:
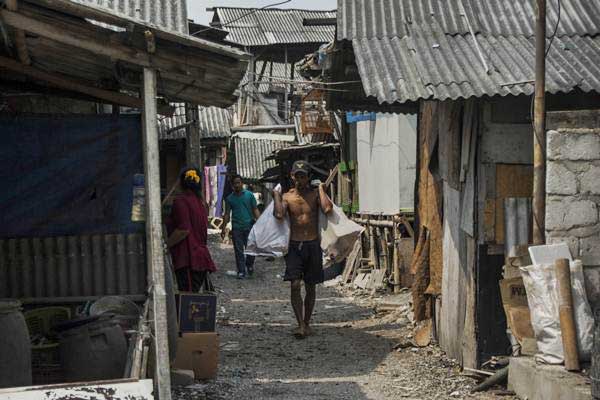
[546,111,600,266]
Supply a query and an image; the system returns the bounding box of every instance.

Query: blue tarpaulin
[0,115,144,237]
[346,112,376,124]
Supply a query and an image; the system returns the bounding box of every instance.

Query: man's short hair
[231,174,243,182]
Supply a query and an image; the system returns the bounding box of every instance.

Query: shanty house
[331,0,600,368]
[0,0,247,397]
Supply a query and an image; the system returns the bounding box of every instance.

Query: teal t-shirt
[225,190,257,230]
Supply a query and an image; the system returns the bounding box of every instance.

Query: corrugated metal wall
[357,113,417,214]
[69,0,188,34]
[0,234,146,299]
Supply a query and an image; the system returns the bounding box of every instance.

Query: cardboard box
[176,292,217,333]
[499,277,535,345]
[172,333,219,380]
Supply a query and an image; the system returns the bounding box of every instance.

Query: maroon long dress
[168,190,216,291]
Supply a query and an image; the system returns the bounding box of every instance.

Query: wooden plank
[0,55,174,116]
[462,236,478,368]
[142,68,172,400]
[440,182,464,363]
[0,9,204,79]
[6,0,31,65]
[342,240,361,284]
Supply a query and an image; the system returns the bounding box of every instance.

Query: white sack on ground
[520,260,594,364]
[245,186,290,257]
[319,204,364,266]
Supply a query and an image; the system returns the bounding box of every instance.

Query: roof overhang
[0,0,251,114]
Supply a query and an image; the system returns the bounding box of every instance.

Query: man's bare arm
[273,191,286,220]
[318,184,333,214]
[252,206,261,221]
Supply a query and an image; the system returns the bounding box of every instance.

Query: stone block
[547,129,600,161]
[508,356,591,400]
[580,164,600,195]
[546,161,578,195]
[546,235,580,258]
[547,197,598,231]
[581,235,600,266]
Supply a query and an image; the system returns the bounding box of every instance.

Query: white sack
[245,189,290,257]
[520,260,594,364]
[319,204,364,266]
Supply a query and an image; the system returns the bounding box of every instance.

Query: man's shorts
[284,240,324,285]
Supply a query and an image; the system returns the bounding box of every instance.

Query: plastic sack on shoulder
[520,260,594,364]
[319,204,364,266]
[245,188,290,258]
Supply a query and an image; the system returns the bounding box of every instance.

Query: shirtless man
[273,160,333,338]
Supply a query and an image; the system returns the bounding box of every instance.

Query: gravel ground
[172,236,516,400]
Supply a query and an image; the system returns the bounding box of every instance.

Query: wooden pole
[393,225,401,293]
[185,103,202,167]
[533,0,546,244]
[380,227,389,274]
[555,258,580,371]
[142,68,172,400]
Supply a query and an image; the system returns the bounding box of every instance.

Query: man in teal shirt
[222,175,260,278]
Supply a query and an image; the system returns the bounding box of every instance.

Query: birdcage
[300,89,333,135]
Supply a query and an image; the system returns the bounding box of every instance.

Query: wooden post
[533,0,546,244]
[185,103,202,167]
[555,258,580,371]
[393,225,401,293]
[380,227,390,274]
[368,225,378,269]
[142,68,172,400]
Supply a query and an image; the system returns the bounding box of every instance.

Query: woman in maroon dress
[167,167,216,292]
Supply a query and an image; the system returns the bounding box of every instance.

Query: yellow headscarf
[184,169,200,184]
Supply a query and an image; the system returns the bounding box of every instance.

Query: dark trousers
[175,268,208,292]
[232,228,255,274]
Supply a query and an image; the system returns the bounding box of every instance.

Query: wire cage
[300,89,333,135]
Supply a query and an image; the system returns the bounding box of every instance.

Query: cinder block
[580,164,600,195]
[508,356,591,400]
[548,130,600,161]
[546,197,598,231]
[546,161,578,195]
[581,235,600,266]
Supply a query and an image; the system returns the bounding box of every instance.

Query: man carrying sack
[273,160,333,339]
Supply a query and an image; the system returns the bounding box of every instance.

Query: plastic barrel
[59,319,127,382]
[0,301,32,388]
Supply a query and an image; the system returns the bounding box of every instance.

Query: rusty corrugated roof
[198,106,232,139]
[212,7,336,47]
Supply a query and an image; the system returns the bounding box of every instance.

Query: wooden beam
[142,67,172,400]
[5,0,31,65]
[0,9,205,79]
[0,55,174,115]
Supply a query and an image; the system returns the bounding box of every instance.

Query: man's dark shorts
[284,240,324,285]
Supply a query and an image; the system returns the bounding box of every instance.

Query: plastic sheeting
[0,115,143,237]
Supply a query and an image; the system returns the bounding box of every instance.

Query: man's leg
[303,284,316,336]
[290,279,305,337]
[243,229,255,275]
[231,230,246,277]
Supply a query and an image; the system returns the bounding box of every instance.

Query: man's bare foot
[293,326,306,339]
[303,324,313,337]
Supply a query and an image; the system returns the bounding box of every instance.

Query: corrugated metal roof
[240,60,302,93]
[213,7,336,46]
[198,107,232,139]
[338,0,600,104]
[69,0,188,34]
[158,105,233,140]
[337,0,600,40]
[232,132,295,180]
[352,25,600,104]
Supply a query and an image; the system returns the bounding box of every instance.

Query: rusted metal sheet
[0,234,146,300]
[0,378,154,399]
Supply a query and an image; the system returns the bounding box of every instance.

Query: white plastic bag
[319,204,364,266]
[245,187,290,258]
[520,260,594,364]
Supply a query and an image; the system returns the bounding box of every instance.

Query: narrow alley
[172,236,515,400]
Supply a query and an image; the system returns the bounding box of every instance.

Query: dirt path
[173,236,514,400]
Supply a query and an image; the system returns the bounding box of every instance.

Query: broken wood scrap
[470,366,509,393]
[341,240,361,284]
[411,229,431,321]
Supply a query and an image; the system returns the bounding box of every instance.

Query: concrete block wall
[546,111,600,266]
